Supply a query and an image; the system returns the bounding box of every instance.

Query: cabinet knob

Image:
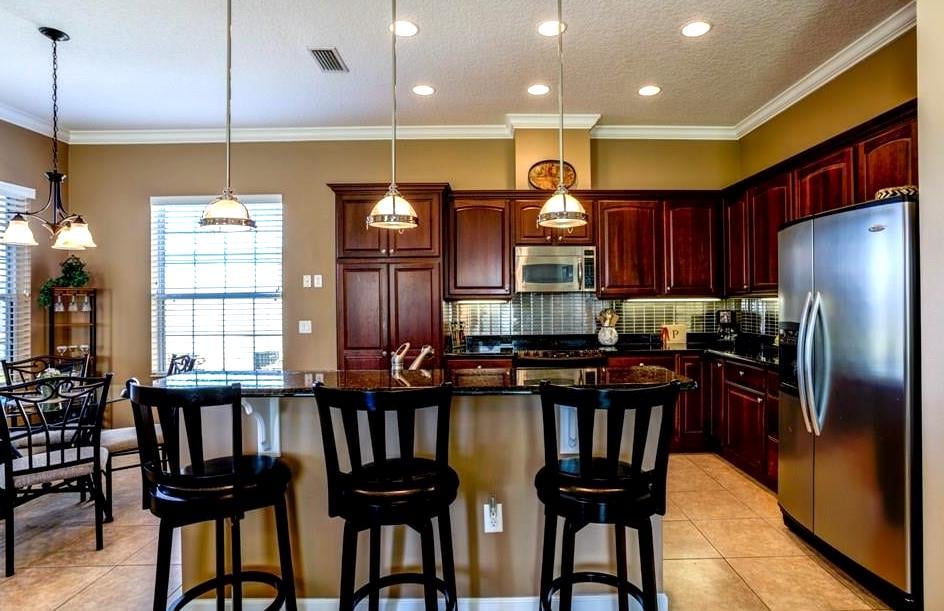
[757,397,764,403]
[545,235,551,242]
[716,362,722,368]
[381,350,388,357]
[389,249,395,254]
[476,365,482,369]
[639,362,645,366]
[743,284,748,289]
[381,248,387,254]
[557,234,563,242]
[739,370,744,376]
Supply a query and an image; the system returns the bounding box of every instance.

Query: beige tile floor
[0,453,887,610]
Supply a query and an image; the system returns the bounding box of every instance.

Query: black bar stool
[314,382,458,611]
[127,381,297,611]
[535,381,681,611]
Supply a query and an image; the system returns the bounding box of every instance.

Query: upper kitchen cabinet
[724,194,750,295]
[855,120,918,202]
[793,147,855,218]
[445,197,513,299]
[332,183,448,258]
[663,199,719,296]
[513,198,594,245]
[748,172,790,293]
[597,200,663,298]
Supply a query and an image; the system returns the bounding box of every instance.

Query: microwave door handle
[576,259,584,289]
[797,291,814,434]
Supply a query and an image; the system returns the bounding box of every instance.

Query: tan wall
[592,139,741,190]
[739,29,917,178]
[67,139,514,380]
[0,120,69,357]
[515,129,592,189]
[917,0,943,606]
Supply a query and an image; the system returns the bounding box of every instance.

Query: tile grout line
[54,563,122,610]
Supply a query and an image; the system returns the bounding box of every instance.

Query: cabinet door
[675,356,706,451]
[597,200,663,297]
[446,199,512,298]
[664,199,718,296]
[389,260,442,367]
[793,147,855,218]
[748,173,790,293]
[554,199,594,245]
[337,262,388,369]
[514,199,551,244]
[856,121,918,202]
[709,358,726,449]
[726,384,766,475]
[606,355,675,369]
[389,191,441,257]
[724,195,750,295]
[765,372,780,489]
[337,195,388,258]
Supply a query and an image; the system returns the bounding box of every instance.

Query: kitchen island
[159,366,692,607]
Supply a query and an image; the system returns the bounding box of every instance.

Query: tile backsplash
[443,294,780,338]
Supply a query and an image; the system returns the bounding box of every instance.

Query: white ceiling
[0,0,912,135]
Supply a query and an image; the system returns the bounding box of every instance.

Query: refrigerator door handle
[806,291,824,436]
[796,291,814,434]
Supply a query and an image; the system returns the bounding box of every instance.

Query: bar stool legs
[438,511,458,605]
[615,525,630,611]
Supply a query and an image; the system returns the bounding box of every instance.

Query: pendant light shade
[1,215,38,246]
[537,0,587,229]
[199,0,256,231]
[52,216,97,250]
[367,0,417,231]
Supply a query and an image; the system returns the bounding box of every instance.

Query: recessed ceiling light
[412,84,435,96]
[638,85,662,96]
[537,20,566,36]
[528,84,550,96]
[389,20,418,37]
[681,21,712,37]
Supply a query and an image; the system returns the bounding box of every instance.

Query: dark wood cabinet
[664,199,718,296]
[597,200,663,297]
[444,357,513,371]
[747,173,790,293]
[856,121,918,202]
[333,184,446,258]
[337,259,441,370]
[606,355,675,369]
[793,147,855,218]
[446,198,513,299]
[513,199,594,245]
[724,195,750,295]
[674,355,706,451]
[708,357,726,449]
[765,371,780,489]
[725,383,767,474]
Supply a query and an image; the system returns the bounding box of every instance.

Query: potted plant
[38,255,90,308]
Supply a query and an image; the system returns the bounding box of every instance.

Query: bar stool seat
[338,457,458,523]
[535,457,659,519]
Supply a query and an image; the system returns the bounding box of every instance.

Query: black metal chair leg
[5,507,14,577]
[274,498,298,611]
[438,510,458,610]
[559,518,577,611]
[215,519,226,611]
[94,473,104,550]
[637,519,658,611]
[153,521,174,611]
[419,520,438,611]
[368,525,381,611]
[615,525,630,611]
[339,521,358,611]
[539,508,557,610]
[230,517,242,611]
[104,456,114,522]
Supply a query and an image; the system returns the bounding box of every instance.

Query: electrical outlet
[313,274,324,288]
[483,501,503,533]
[298,320,312,334]
[302,274,312,288]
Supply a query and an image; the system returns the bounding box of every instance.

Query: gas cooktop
[514,349,606,364]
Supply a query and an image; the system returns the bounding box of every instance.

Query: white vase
[598,326,618,346]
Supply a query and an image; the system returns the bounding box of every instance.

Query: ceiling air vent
[309,48,349,73]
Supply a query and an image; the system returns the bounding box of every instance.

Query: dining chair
[2,354,91,386]
[0,374,113,576]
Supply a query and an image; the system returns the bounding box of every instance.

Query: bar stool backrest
[2,354,91,386]
[314,383,453,511]
[127,382,243,498]
[538,381,680,513]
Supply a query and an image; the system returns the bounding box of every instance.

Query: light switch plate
[302,275,312,288]
[298,320,312,334]
[313,274,323,288]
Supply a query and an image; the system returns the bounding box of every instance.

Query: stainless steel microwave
[514,246,596,293]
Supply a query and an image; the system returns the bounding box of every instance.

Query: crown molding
[0,100,70,142]
[590,124,738,141]
[734,0,916,138]
[506,113,601,130]
[67,124,512,145]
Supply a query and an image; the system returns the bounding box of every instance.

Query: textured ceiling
[0,0,910,131]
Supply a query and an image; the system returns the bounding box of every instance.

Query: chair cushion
[0,446,108,489]
[100,424,163,453]
[334,458,459,522]
[534,457,659,522]
[11,429,68,449]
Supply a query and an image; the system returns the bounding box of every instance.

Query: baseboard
[188,593,669,610]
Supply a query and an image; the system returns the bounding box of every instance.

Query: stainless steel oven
[514,246,596,293]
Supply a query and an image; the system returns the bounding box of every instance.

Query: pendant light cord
[557,0,567,212]
[390,0,399,198]
[225,0,233,194]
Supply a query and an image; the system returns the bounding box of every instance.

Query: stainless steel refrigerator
[778,195,920,608]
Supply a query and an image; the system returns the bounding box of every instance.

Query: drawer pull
[757,397,763,403]
[381,248,387,254]
[476,365,482,369]
[739,370,745,376]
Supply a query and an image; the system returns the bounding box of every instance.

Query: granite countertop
[157,366,695,397]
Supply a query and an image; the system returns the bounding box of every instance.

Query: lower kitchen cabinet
[708,357,726,449]
[674,355,707,451]
[606,355,675,369]
[765,371,780,489]
[725,383,767,476]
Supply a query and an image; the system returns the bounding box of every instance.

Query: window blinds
[0,193,31,363]
[150,197,283,374]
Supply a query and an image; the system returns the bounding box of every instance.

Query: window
[150,195,283,374]
[0,182,33,363]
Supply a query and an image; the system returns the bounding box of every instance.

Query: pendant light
[1,27,96,250]
[199,0,255,230]
[536,0,588,229]
[366,0,418,230]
